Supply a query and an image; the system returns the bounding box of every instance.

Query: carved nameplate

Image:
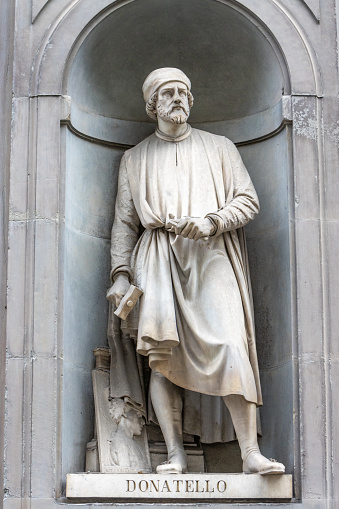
[66,473,292,499]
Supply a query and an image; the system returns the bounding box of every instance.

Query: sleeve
[110,154,140,283]
[205,138,260,236]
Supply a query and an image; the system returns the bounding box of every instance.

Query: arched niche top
[68,0,286,124]
[31,0,321,99]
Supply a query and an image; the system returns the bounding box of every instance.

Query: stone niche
[62,0,293,491]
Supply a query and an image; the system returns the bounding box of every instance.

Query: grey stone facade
[1,0,339,507]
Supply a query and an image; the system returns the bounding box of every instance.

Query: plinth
[66,473,292,500]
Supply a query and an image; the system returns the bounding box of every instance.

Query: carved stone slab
[92,369,151,473]
[66,473,292,500]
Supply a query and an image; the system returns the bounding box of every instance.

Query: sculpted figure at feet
[107,68,285,475]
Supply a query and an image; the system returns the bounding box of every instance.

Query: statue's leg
[223,394,285,475]
[150,370,187,474]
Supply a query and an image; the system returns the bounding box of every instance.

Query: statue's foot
[156,450,188,474]
[243,452,285,475]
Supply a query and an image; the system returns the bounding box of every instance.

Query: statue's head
[142,67,194,124]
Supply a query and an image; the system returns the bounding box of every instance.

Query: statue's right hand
[106,274,130,307]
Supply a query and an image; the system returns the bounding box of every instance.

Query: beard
[157,104,190,124]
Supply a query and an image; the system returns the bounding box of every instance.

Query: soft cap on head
[142,67,191,103]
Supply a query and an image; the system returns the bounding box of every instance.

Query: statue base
[66,473,292,500]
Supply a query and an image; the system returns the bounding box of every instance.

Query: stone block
[299,358,326,500]
[292,96,320,221]
[9,98,29,219]
[330,359,339,502]
[7,221,26,356]
[3,498,23,509]
[33,219,58,356]
[27,499,56,509]
[295,219,323,356]
[36,96,61,219]
[324,220,339,357]
[4,359,24,497]
[30,356,57,498]
[322,98,339,220]
[66,473,293,500]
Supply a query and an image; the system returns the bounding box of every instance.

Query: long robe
[109,127,262,443]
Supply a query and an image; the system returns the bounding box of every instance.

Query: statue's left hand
[106,274,130,307]
[168,217,214,240]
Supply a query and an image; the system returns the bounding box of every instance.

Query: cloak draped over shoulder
[109,127,262,443]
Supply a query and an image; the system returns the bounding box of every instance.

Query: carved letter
[150,480,160,492]
[217,480,227,493]
[173,480,183,492]
[195,480,204,492]
[161,480,171,492]
[205,480,214,493]
[126,480,136,492]
[185,480,194,493]
[138,480,149,492]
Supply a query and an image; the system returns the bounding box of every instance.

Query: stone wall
[1,0,339,507]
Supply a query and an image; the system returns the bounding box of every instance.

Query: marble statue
[106,68,285,475]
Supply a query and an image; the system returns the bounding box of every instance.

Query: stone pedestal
[66,473,292,500]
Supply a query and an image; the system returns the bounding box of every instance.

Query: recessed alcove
[62,0,293,486]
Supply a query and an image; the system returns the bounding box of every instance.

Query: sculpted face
[156,81,190,124]
[125,410,143,436]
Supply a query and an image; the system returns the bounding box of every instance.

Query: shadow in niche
[62,0,293,487]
